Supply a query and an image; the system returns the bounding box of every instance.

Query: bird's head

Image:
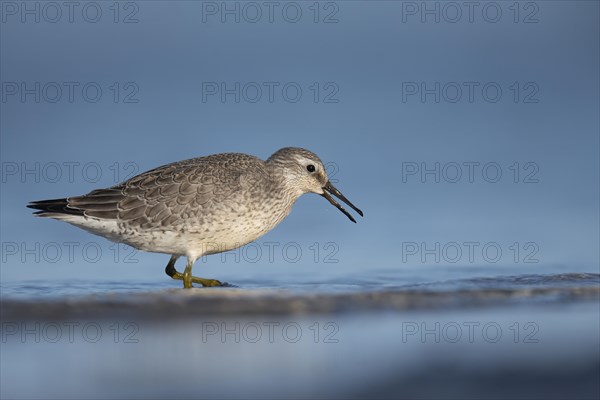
[267,147,364,223]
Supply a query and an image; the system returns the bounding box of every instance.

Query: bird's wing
[64,154,267,229]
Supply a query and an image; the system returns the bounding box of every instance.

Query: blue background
[1,1,598,285]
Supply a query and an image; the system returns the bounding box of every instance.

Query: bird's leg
[164,255,222,288]
[182,258,194,289]
[183,257,223,288]
[165,255,180,278]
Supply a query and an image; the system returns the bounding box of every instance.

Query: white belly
[57,203,293,260]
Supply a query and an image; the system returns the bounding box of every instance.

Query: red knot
[27,147,363,288]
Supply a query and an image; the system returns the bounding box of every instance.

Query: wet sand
[2,282,598,321]
[2,272,599,399]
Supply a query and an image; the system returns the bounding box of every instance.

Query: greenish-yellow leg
[165,256,222,288]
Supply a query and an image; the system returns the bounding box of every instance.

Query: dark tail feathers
[27,198,84,216]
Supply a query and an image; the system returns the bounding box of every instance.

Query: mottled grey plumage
[28,147,363,288]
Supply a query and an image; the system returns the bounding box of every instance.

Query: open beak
[321,181,364,223]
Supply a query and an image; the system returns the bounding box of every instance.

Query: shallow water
[1,266,599,399]
[1,270,598,318]
[2,263,597,299]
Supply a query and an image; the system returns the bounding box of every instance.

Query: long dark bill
[321,181,364,223]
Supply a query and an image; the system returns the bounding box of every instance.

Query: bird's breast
[187,191,295,255]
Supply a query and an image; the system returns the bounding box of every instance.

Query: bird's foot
[165,256,231,288]
[189,278,236,288]
[169,270,225,288]
[193,277,223,288]
[183,275,225,288]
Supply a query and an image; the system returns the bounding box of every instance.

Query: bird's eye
[306,165,316,173]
